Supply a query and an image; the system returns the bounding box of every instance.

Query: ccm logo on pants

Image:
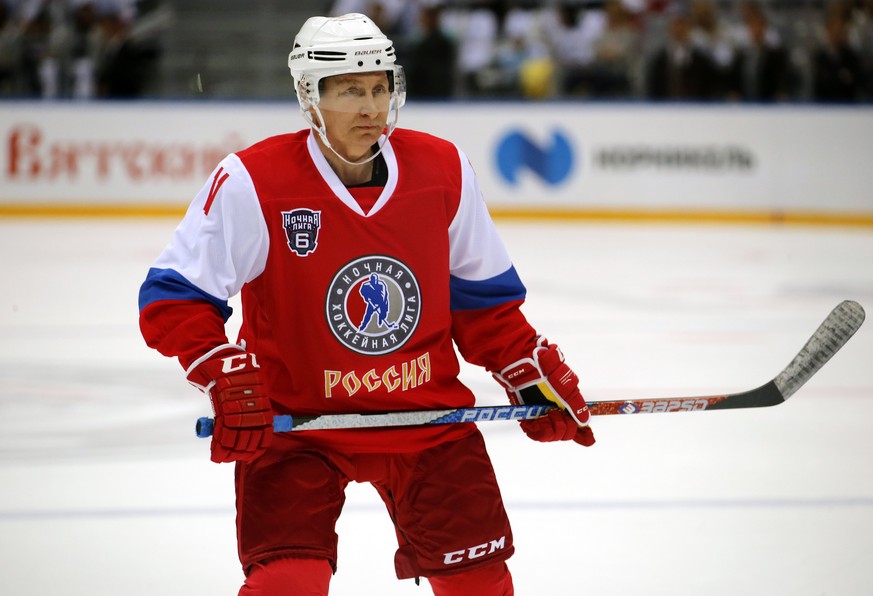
[443,536,506,565]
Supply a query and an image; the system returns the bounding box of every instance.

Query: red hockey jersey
[139,128,539,452]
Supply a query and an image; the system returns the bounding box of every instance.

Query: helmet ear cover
[295,73,315,111]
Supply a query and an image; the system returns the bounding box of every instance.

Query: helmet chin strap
[302,99,401,167]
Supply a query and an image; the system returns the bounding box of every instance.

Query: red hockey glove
[186,343,273,463]
[493,338,595,447]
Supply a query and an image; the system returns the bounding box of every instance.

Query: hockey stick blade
[195,300,864,436]
[593,299,865,415]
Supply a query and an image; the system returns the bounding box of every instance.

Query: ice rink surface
[1,218,872,595]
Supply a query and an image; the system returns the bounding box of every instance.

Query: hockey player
[138,12,594,595]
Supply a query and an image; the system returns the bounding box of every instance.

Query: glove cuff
[186,342,247,392]
[492,336,549,391]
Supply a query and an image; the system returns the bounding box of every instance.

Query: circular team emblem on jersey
[325,255,421,355]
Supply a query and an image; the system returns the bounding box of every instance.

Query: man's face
[317,72,391,160]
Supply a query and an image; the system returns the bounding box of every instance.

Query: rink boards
[1,101,872,225]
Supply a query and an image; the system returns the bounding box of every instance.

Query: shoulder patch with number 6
[281,208,321,256]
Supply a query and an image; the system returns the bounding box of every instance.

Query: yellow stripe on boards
[2,203,873,228]
[0,203,188,219]
[488,208,873,228]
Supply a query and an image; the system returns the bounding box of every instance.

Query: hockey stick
[196,300,864,437]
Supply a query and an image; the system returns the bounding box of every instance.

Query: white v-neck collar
[307,131,398,217]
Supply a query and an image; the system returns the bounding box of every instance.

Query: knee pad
[428,561,514,596]
[239,556,332,595]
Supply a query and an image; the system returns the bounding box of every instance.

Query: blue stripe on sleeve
[450,266,527,311]
[138,267,233,322]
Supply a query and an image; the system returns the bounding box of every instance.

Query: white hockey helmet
[288,13,406,112]
[288,14,406,166]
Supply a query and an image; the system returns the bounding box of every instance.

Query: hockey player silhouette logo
[326,255,421,355]
[358,273,399,331]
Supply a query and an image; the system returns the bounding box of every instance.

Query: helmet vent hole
[376,59,381,65]
[309,50,346,62]
[357,60,364,67]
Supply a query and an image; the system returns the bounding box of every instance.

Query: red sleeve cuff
[139,300,229,369]
[451,300,539,371]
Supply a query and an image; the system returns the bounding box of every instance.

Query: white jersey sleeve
[446,147,525,311]
[447,147,514,281]
[152,154,270,302]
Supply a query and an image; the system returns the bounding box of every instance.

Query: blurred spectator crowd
[341,0,873,102]
[0,0,170,98]
[2,0,872,102]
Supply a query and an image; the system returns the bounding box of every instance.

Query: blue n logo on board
[496,130,574,186]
